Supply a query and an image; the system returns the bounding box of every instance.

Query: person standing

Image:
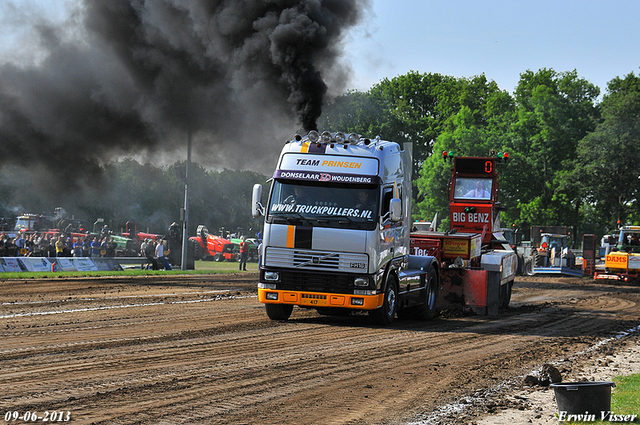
[48,236,56,257]
[239,236,248,271]
[155,239,172,270]
[73,238,83,257]
[100,237,109,257]
[91,237,101,257]
[82,237,91,257]
[15,234,25,256]
[143,239,158,270]
[55,237,64,257]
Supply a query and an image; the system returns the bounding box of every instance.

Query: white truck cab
[252,131,435,324]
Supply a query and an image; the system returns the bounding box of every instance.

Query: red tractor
[190,225,238,262]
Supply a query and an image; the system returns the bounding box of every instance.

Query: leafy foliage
[320,68,636,239]
[573,72,640,230]
[503,69,599,234]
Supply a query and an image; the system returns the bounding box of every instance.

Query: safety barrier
[0,257,147,272]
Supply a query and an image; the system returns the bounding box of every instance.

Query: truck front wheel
[370,277,397,326]
[265,304,293,321]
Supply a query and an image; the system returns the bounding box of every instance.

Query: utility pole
[181,128,191,270]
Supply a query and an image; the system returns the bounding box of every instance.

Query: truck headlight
[266,292,278,300]
[264,271,280,282]
[354,277,370,287]
[258,283,277,290]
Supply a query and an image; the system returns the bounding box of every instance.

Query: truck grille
[279,270,351,293]
[265,247,368,273]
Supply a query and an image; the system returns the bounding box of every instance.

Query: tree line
[0,159,266,240]
[319,68,640,239]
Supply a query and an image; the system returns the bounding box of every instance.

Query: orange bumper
[258,288,383,310]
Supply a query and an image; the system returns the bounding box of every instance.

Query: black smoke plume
[0,0,369,188]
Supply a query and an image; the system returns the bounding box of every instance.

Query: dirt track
[1,273,640,424]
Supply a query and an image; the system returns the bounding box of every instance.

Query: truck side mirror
[252,184,264,218]
[389,198,402,222]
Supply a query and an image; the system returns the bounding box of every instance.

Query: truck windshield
[619,231,640,251]
[14,217,37,231]
[453,177,492,200]
[268,180,379,230]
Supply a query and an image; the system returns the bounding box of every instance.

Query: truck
[412,217,435,232]
[190,225,238,262]
[122,221,164,244]
[14,209,84,236]
[499,226,518,250]
[251,130,516,324]
[594,226,640,282]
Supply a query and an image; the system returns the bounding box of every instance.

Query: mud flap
[440,268,499,315]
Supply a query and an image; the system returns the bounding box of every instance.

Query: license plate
[300,293,328,306]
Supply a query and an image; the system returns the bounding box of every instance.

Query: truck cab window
[454,177,492,200]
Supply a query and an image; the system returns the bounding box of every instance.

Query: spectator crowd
[0,232,118,258]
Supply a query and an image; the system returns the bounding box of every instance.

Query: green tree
[504,69,599,234]
[320,72,466,184]
[368,72,465,178]
[318,89,388,136]
[415,76,515,228]
[101,159,182,234]
[574,71,640,230]
[96,160,265,239]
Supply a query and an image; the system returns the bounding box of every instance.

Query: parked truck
[594,226,640,282]
[251,130,516,324]
[120,221,164,256]
[14,209,84,236]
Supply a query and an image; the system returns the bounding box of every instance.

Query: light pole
[181,128,191,270]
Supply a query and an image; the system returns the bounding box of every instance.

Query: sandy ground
[1,273,639,424]
[472,335,640,425]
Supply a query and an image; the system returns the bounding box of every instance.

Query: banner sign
[18,257,53,272]
[276,154,381,184]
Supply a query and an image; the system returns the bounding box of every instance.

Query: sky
[0,0,638,180]
[2,0,639,96]
[344,0,640,95]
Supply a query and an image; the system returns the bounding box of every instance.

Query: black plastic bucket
[550,381,616,415]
